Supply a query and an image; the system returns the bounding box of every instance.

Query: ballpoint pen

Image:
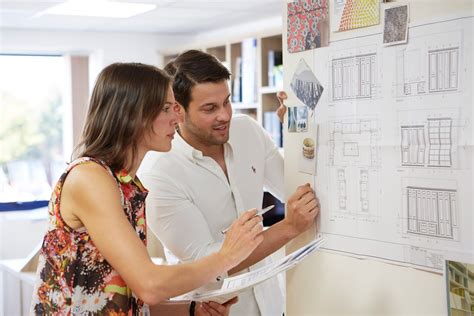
[221,205,275,234]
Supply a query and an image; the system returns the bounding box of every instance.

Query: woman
[31,63,264,315]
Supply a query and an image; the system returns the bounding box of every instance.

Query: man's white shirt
[139,114,284,316]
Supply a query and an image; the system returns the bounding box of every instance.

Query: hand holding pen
[221,205,275,234]
[217,209,264,269]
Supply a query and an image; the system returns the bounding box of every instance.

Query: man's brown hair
[164,50,231,110]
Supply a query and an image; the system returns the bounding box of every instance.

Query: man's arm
[226,115,319,275]
[228,184,319,274]
[141,172,225,263]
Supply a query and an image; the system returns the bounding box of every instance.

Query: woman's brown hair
[74,62,171,172]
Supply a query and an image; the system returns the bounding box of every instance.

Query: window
[0,55,66,205]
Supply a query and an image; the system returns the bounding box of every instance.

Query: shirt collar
[174,129,234,161]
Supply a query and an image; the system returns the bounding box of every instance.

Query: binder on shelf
[264,112,282,147]
[268,50,283,88]
[241,38,257,105]
[232,57,242,103]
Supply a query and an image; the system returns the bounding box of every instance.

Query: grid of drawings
[428,118,452,167]
[428,47,459,92]
[407,187,457,238]
[338,0,379,31]
[332,54,376,101]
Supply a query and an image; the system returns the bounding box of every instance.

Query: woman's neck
[125,148,147,178]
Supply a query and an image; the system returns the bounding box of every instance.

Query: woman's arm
[60,163,263,305]
[149,298,238,316]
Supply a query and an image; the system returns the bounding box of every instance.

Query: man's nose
[216,106,230,121]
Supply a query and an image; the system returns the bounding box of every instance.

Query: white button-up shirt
[139,114,284,316]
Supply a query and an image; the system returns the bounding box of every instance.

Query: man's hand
[196,297,238,316]
[283,183,320,237]
[276,91,288,123]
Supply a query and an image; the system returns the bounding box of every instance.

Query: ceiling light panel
[41,0,157,18]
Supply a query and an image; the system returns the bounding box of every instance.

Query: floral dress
[31,157,148,315]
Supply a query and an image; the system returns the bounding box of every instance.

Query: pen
[221,205,275,234]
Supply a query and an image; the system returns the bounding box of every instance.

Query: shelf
[232,102,258,110]
[206,45,226,62]
[260,85,283,94]
[164,33,284,148]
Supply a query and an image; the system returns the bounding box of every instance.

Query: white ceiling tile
[0,0,282,34]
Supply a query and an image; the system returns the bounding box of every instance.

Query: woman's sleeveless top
[31,157,148,315]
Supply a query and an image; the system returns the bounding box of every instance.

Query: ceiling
[0,0,282,34]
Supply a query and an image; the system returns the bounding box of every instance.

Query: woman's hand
[218,209,264,268]
[195,297,238,316]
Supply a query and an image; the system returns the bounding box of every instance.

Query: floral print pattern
[287,0,328,53]
[31,157,148,315]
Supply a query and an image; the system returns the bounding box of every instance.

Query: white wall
[283,1,473,315]
[0,28,193,84]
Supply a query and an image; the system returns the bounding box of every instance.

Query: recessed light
[41,0,157,18]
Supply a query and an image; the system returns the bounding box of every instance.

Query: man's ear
[174,102,185,122]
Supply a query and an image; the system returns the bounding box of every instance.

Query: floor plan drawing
[394,30,463,98]
[326,117,380,217]
[328,118,380,168]
[329,166,378,217]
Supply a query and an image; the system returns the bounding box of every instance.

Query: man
[139,50,319,316]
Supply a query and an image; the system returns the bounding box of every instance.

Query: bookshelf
[447,261,474,316]
[163,33,284,148]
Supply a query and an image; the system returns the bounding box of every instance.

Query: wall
[283,1,473,315]
[0,28,193,84]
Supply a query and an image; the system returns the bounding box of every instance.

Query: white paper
[174,238,325,303]
[312,15,473,272]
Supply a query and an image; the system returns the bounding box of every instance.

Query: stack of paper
[175,238,325,303]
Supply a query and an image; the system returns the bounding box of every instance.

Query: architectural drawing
[360,169,369,212]
[401,118,453,167]
[337,169,347,210]
[314,16,472,272]
[401,177,460,242]
[427,118,452,167]
[328,118,380,167]
[331,53,376,101]
[406,186,457,239]
[328,166,378,217]
[401,124,426,166]
[394,30,463,97]
[398,109,465,169]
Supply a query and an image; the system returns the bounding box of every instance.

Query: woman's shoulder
[63,159,120,198]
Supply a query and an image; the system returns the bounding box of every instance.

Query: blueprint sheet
[314,15,473,272]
